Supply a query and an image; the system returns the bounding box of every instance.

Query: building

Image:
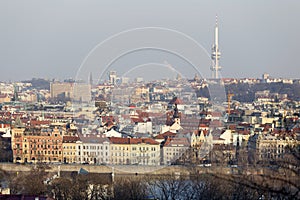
[77,134,110,164]
[50,82,73,100]
[248,132,299,164]
[62,136,80,164]
[109,137,160,165]
[109,71,117,85]
[0,94,11,103]
[11,126,64,163]
[73,83,92,102]
[162,137,190,165]
[50,82,91,102]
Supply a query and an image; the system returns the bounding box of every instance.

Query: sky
[0,0,299,82]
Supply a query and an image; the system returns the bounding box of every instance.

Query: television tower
[210,15,221,79]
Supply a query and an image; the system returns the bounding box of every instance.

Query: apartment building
[109,137,160,165]
[77,134,110,164]
[11,126,64,163]
[162,137,190,165]
[62,136,80,164]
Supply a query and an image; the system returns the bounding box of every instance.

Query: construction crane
[227,93,234,114]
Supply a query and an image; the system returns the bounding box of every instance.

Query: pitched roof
[169,97,184,105]
[63,136,80,143]
[154,131,176,139]
[164,137,190,147]
[109,137,159,145]
[78,134,109,143]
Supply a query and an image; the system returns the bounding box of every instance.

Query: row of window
[165,147,187,152]
[25,139,61,143]
[63,146,76,149]
[111,159,158,165]
[24,150,62,155]
[81,151,109,156]
[165,152,182,156]
[81,145,108,150]
[29,144,61,149]
[112,146,158,151]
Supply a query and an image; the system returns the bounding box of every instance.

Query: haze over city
[1,1,300,199]
[1,0,300,81]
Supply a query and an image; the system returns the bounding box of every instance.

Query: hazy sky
[0,0,299,81]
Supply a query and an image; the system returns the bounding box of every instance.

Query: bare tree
[147,174,193,200]
[9,164,48,195]
[113,176,148,200]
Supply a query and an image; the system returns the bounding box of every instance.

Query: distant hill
[197,82,300,102]
[22,78,50,90]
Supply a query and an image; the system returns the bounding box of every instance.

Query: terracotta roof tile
[109,137,159,145]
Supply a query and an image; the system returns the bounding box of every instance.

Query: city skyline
[1,1,300,81]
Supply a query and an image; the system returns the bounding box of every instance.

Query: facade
[50,82,91,102]
[77,135,110,164]
[0,94,11,103]
[248,132,300,163]
[162,137,190,165]
[73,83,92,102]
[109,137,160,165]
[12,127,64,163]
[191,130,207,148]
[50,82,73,99]
[62,136,80,164]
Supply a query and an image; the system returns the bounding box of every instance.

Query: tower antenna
[210,15,222,79]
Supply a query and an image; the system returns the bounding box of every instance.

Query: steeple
[173,104,179,119]
[89,72,93,86]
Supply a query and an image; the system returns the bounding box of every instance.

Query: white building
[162,137,190,165]
[77,134,110,164]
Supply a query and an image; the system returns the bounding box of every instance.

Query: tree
[50,177,73,200]
[147,174,194,200]
[9,164,48,195]
[49,172,113,200]
[113,176,147,200]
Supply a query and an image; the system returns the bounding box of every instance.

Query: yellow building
[0,94,11,103]
[248,132,300,163]
[62,136,79,163]
[109,137,160,165]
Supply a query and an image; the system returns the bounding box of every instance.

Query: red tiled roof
[131,117,151,123]
[109,137,159,145]
[229,124,236,130]
[164,137,190,147]
[30,120,51,126]
[237,130,250,135]
[199,123,208,128]
[169,97,184,105]
[63,136,80,143]
[0,94,9,98]
[0,123,10,128]
[211,112,222,117]
[154,131,176,139]
[101,116,115,123]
